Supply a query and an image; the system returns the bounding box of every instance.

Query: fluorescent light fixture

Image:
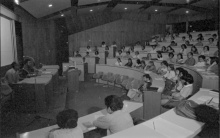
[61,14,64,17]
[48,4,53,7]
[155,9,158,12]
[14,0,19,5]
[124,7,127,10]
[90,9,93,12]
[186,10,189,13]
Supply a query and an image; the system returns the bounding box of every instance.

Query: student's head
[56,109,78,129]
[171,41,176,45]
[143,74,152,82]
[203,46,209,51]
[141,45,145,50]
[168,64,175,71]
[189,35,192,39]
[208,38,214,43]
[197,38,202,42]
[105,46,109,50]
[198,55,206,62]
[210,57,219,65]
[117,57,121,62]
[177,53,183,59]
[180,73,194,85]
[102,41,105,45]
[118,50,122,54]
[198,33,203,38]
[87,46,90,49]
[179,69,188,78]
[105,95,123,113]
[191,46,198,53]
[130,46,134,51]
[161,46,166,51]
[11,62,20,70]
[167,46,172,51]
[86,52,89,55]
[24,59,32,67]
[181,44,187,49]
[141,60,146,67]
[212,34,217,39]
[168,52,174,59]
[175,67,184,76]
[147,53,152,59]
[187,52,193,58]
[126,51,130,55]
[161,60,168,68]
[135,51,139,55]
[136,59,141,64]
[185,40,190,45]
[157,52,162,58]
[148,60,154,66]
[95,51,99,55]
[128,58,132,63]
[152,45,156,50]
[182,36,186,41]
[136,41,140,45]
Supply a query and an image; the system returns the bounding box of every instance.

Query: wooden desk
[104,89,219,138]
[17,101,143,138]
[14,76,53,112]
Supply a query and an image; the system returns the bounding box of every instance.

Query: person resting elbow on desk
[93,95,134,134]
[161,74,193,108]
[156,60,168,76]
[48,109,83,138]
[19,59,38,78]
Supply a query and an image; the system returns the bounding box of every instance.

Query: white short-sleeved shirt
[115,61,123,66]
[179,84,193,98]
[48,126,84,138]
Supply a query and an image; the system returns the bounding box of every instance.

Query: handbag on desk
[175,100,199,120]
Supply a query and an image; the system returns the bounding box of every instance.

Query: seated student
[179,44,188,55]
[163,64,176,81]
[176,53,184,64]
[5,62,20,84]
[184,52,196,66]
[84,52,90,57]
[166,52,175,64]
[160,46,167,53]
[86,46,92,52]
[157,52,163,60]
[200,46,210,56]
[141,45,145,51]
[213,41,219,57]
[123,51,132,59]
[145,53,152,60]
[207,57,219,75]
[149,45,157,53]
[207,38,215,47]
[169,41,177,46]
[194,55,206,67]
[133,51,140,59]
[185,40,193,46]
[101,41,106,47]
[48,109,83,138]
[166,46,175,53]
[134,59,141,69]
[172,68,188,92]
[191,46,199,54]
[135,41,141,47]
[129,46,134,53]
[140,60,146,70]
[94,51,100,58]
[195,38,203,46]
[197,33,204,41]
[124,58,133,67]
[157,60,168,76]
[111,41,117,48]
[75,51,82,57]
[19,59,38,78]
[212,34,218,42]
[144,61,156,73]
[116,50,123,58]
[93,95,134,134]
[115,58,123,66]
[121,46,126,52]
[188,34,194,42]
[182,36,186,42]
[161,74,194,107]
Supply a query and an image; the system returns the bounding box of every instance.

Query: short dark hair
[105,95,123,112]
[182,36,186,39]
[95,51,99,55]
[126,51,130,54]
[197,38,202,41]
[188,52,193,56]
[169,52,174,58]
[198,55,206,60]
[181,44,187,49]
[208,38,214,42]
[136,59,141,64]
[24,59,31,65]
[189,34,192,38]
[56,109,78,129]
[177,53,183,59]
[168,64,175,70]
[11,62,18,68]
[161,60,168,67]
[143,74,152,81]
[157,52,162,58]
[212,34,217,37]
[102,41,105,44]
[180,73,194,84]
[210,57,219,65]
[86,52,89,54]
[204,46,210,51]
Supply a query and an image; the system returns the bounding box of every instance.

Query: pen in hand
[208,97,214,104]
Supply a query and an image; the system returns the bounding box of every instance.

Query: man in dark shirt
[184,52,196,66]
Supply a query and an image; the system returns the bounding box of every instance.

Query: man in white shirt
[93,95,134,134]
[194,55,206,67]
[161,74,194,108]
[149,45,157,54]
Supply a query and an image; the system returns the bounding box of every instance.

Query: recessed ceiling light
[61,14,64,17]
[186,10,189,13]
[155,9,158,12]
[90,9,93,12]
[48,4,53,7]
[14,0,19,5]
[124,8,127,10]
